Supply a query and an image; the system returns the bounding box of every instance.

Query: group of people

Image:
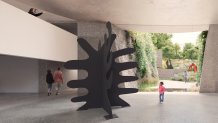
[46,67,63,96]
[159,63,199,103]
[47,68,166,103]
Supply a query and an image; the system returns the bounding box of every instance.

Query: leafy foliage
[138,81,157,91]
[151,33,173,49]
[183,43,198,60]
[174,43,182,58]
[151,33,183,60]
[197,31,208,82]
[151,33,199,60]
[162,45,175,59]
[129,32,158,82]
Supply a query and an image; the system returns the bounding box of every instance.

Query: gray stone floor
[1,92,218,123]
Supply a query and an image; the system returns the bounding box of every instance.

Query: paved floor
[1,92,218,123]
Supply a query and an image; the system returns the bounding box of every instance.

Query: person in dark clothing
[46,69,54,96]
[28,8,43,17]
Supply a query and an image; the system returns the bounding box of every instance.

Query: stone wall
[77,21,137,88]
[156,50,186,79]
[156,50,163,68]
[112,26,137,88]
[200,25,218,93]
[158,68,186,79]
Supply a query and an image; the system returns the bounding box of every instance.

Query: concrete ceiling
[3,0,215,32]
[1,0,75,23]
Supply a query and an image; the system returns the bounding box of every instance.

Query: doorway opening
[128,31,208,92]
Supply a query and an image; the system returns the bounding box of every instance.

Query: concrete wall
[0,55,77,93]
[53,22,77,35]
[38,60,77,93]
[158,68,186,79]
[77,21,137,88]
[112,26,137,88]
[77,21,109,81]
[156,50,163,68]
[0,1,77,62]
[0,1,78,93]
[200,25,217,93]
[0,55,38,93]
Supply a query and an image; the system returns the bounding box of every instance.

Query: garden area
[128,31,208,92]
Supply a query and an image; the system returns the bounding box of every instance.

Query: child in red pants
[159,82,166,103]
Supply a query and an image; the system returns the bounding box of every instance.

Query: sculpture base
[104,114,118,120]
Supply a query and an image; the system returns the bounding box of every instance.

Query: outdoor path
[153,80,198,91]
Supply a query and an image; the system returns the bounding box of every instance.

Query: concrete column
[200,24,218,93]
[77,21,137,88]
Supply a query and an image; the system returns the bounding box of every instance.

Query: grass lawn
[138,82,157,92]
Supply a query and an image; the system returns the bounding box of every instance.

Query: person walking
[159,82,166,103]
[46,69,54,96]
[54,67,63,95]
[183,70,188,83]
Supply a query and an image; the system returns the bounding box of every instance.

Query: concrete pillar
[200,24,218,93]
[77,21,137,88]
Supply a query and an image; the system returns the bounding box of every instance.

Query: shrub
[138,78,158,92]
[129,31,159,81]
[197,31,208,82]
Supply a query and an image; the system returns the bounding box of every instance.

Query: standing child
[159,82,166,103]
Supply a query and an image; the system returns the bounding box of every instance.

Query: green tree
[162,45,175,69]
[162,45,175,59]
[174,43,181,58]
[151,33,173,49]
[151,33,180,60]
[183,43,193,51]
[129,31,158,81]
[183,43,198,59]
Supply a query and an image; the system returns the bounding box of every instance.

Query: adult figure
[183,71,188,83]
[54,67,63,95]
[46,69,54,96]
[28,8,43,17]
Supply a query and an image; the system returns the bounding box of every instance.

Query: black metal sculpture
[64,22,138,119]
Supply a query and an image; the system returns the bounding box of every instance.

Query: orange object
[189,63,197,73]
